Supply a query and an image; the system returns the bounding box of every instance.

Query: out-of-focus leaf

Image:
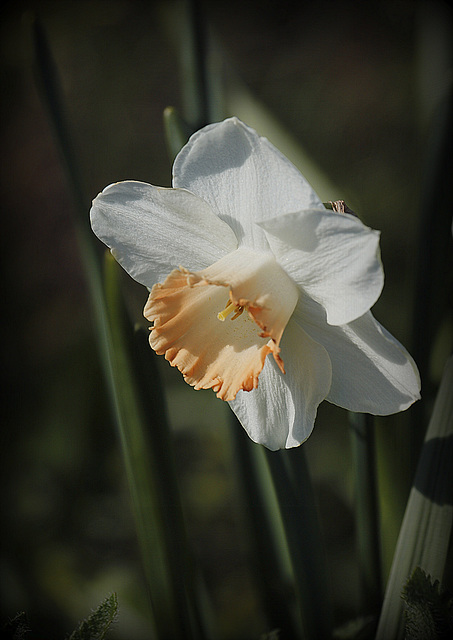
[68,593,118,640]
[104,253,203,640]
[376,356,453,640]
[333,615,376,640]
[32,16,205,639]
[180,0,211,128]
[163,106,194,161]
[224,73,340,203]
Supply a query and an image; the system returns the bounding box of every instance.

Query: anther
[217,300,243,322]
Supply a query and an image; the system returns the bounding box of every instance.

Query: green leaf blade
[376,356,453,640]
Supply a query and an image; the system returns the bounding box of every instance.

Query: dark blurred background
[1,1,452,638]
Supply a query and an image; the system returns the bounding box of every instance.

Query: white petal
[229,318,332,450]
[90,181,237,287]
[173,117,324,252]
[294,298,421,414]
[259,208,383,326]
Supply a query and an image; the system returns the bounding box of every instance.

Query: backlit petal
[260,208,383,325]
[90,181,237,287]
[229,318,332,450]
[144,248,299,402]
[294,297,421,414]
[173,117,324,252]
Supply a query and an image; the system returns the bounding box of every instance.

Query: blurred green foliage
[1,1,451,638]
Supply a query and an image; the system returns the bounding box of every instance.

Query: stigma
[217,300,244,322]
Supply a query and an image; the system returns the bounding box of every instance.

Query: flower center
[144,247,299,401]
[217,300,244,322]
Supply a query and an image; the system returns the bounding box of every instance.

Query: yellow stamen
[217,300,243,322]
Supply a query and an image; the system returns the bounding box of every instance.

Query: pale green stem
[265,448,333,640]
[349,412,383,620]
[231,417,302,638]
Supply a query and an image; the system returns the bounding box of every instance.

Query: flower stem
[231,417,302,638]
[349,412,383,620]
[265,447,333,640]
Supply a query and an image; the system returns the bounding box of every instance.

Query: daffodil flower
[90,117,420,450]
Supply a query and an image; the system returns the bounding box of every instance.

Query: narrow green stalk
[349,413,383,619]
[163,106,195,161]
[230,417,301,638]
[182,0,211,128]
[265,447,333,640]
